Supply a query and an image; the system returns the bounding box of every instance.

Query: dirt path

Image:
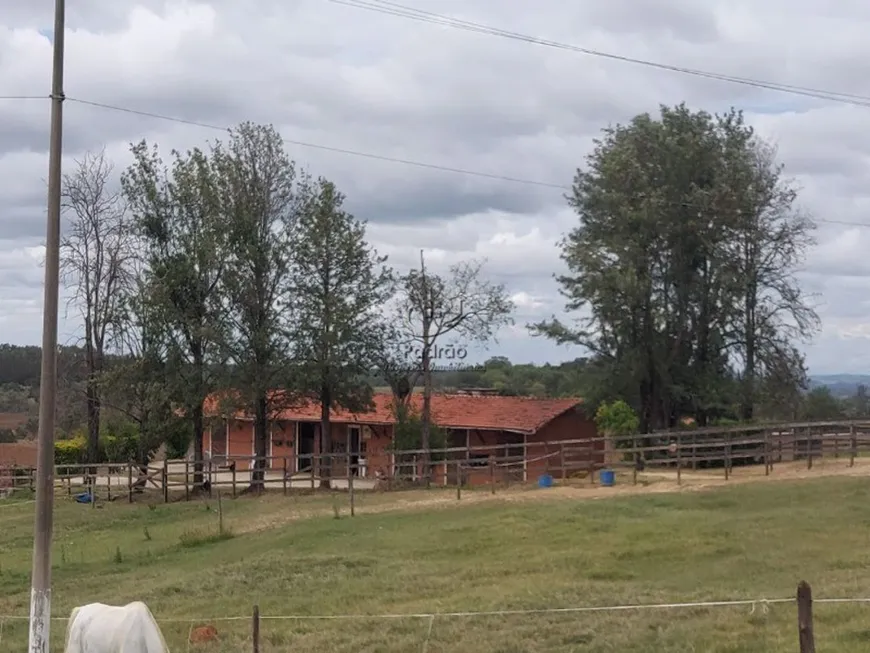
[236,457,870,535]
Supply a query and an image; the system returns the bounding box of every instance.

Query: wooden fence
[2,419,870,502]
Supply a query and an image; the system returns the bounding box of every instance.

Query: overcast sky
[2,0,870,374]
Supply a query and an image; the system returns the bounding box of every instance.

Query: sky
[2,1,870,374]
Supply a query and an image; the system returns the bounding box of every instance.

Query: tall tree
[288,178,393,488]
[212,122,303,489]
[60,149,136,464]
[121,141,226,488]
[725,137,819,420]
[397,254,513,481]
[532,104,817,431]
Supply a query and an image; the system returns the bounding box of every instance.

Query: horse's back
[65,602,167,653]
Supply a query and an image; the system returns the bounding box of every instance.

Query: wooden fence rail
[3,420,870,502]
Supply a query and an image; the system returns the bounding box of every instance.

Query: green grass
[1,478,870,651]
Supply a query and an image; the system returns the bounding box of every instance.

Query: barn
[202,391,601,485]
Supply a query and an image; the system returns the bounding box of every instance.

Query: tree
[212,122,304,489]
[532,104,817,432]
[121,141,227,488]
[60,149,136,464]
[288,178,393,488]
[800,386,843,421]
[725,138,819,420]
[101,265,177,484]
[397,254,513,481]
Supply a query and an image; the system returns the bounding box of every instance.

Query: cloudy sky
[2,0,870,374]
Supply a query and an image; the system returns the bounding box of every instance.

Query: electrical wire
[329,0,870,108]
[64,97,870,228]
[65,97,566,190]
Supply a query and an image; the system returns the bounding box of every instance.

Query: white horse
[63,601,169,653]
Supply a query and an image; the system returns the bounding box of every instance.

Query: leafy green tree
[532,104,816,431]
[288,178,393,488]
[800,386,844,421]
[122,140,228,487]
[211,123,304,489]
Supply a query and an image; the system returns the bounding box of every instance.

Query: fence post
[184,460,190,501]
[349,460,355,517]
[490,456,495,494]
[764,430,770,476]
[232,462,237,498]
[107,467,112,502]
[162,464,168,503]
[724,432,730,480]
[456,460,462,500]
[559,443,565,480]
[850,424,857,467]
[806,427,813,470]
[797,581,815,653]
[128,462,133,503]
[252,604,260,653]
[282,457,288,496]
[676,432,682,485]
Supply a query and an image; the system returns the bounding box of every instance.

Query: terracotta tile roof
[206,391,584,434]
[0,442,37,467]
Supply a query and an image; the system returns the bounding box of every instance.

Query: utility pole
[29,0,65,650]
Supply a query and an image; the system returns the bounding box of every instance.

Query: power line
[65,96,870,229]
[66,97,566,190]
[330,0,870,108]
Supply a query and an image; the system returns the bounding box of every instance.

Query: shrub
[54,437,87,466]
[595,400,640,449]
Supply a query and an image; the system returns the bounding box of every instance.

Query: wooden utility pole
[29,0,66,650]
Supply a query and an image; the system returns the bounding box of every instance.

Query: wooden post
[310,456,315,489]
[797,581,815,653]
[90,476,95,508]
[348,456,356,517]
[632,434,638,486]
[806,427,813,470]
[282,457,288,496]
[232,462,237,498]
[851,424,857,467]
[208,459,213,497]
[128,463,133,503]
[456,460,462,500]
[490,456,495,494]
[184,460,190,501]
[559,443,565,480]
[724,432,730,480]
[252,604,260,653]
[217,490,224,535]
[162,465,168,503]
[676,432,682,485]
[106,467,112,501]
[764,430,770,476]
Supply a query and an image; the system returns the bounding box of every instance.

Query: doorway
[297,422,316,472]
[348,426,361,476]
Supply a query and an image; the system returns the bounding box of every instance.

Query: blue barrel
[600,469,615,487]
[538,474,554,488]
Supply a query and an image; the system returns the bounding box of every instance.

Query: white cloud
[2,0,870,373]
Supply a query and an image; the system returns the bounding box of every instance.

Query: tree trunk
[85,375,101,471]
[319,386,332,489]
[250,393,268,490]
[192,403,205,488]
[420,343,432,485]
[741,293,757,421]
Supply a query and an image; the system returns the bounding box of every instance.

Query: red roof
[206,392,583,434]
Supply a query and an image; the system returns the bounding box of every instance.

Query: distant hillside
[809,375,870,398]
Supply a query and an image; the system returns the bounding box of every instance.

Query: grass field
[2,471,870,652]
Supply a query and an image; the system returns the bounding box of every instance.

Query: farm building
[202,391,600,485]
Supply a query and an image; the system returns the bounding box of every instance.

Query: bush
[390,401,447,460]
[54,437,86,466]
[595,400,640,447]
